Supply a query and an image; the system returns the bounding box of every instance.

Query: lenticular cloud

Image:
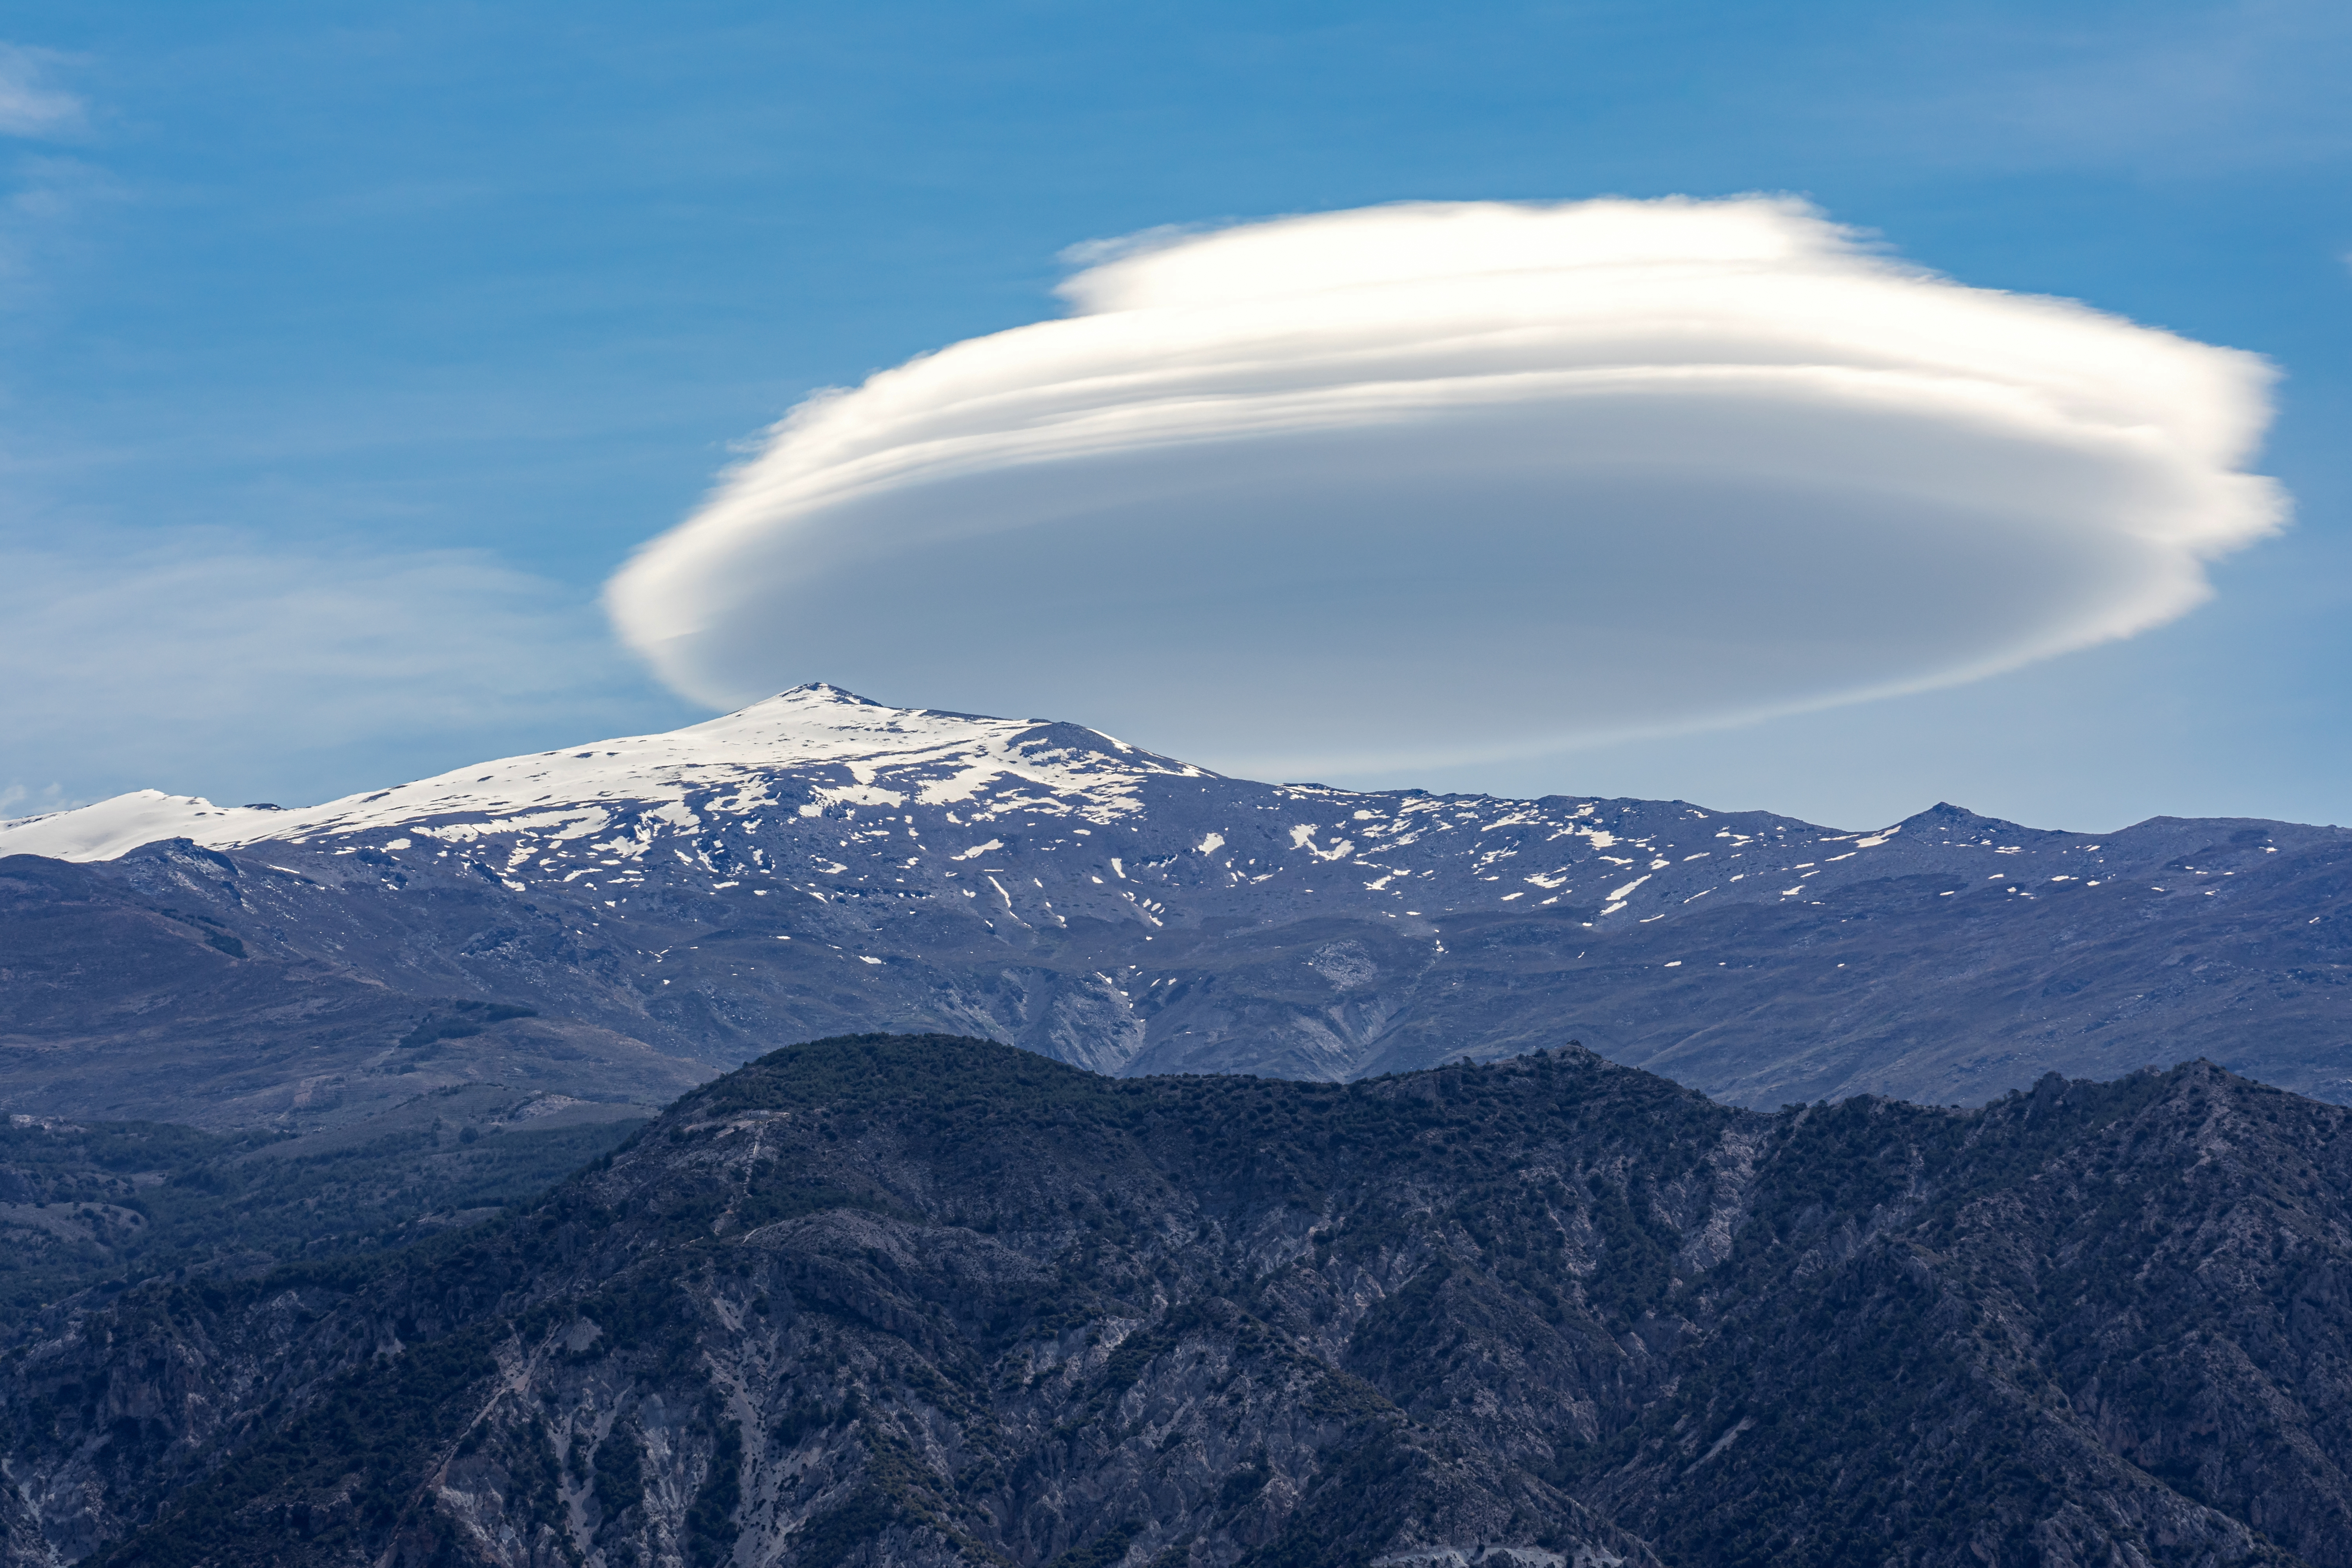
[606,198,2285,775]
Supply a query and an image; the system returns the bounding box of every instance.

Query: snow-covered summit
[0,684,1213,864]
[0,790,298,865]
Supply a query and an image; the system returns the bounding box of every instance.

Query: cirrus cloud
[0,44,83,138]
[606,198,2285,777]
[0,536,683,809]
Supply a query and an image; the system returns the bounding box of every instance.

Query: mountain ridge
[6,1033,2348,1568]
[2,686,2346,1124]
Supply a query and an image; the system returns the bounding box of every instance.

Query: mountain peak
[748,680,890,710]
[0,684,1212,863]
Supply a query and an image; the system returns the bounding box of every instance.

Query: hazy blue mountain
[3,684,2346,1128]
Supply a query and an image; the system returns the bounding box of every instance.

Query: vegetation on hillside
[5,1035,2345,1568]
[0,1089,646,1333]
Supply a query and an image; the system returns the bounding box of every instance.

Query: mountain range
[4,684,2347,1132]
[6,1034,2348,1568]
[9,693,2352,1567]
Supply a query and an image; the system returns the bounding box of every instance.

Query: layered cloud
[606,198,2285,776]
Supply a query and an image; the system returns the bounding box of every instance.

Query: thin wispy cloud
[0,44,110,313]
[1851,1,2352,177]
[606,198,2285,779]
[0,538,675,809]
[0,44,83,138]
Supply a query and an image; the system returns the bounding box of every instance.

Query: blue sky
[2,1,2347,831]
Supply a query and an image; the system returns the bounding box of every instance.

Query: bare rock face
[4,1035,2349,1568]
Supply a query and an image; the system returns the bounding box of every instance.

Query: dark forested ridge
[5,1034,2349,1568]
[0,1087,647,1330]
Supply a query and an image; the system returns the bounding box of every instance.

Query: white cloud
[0,538,677,806]
[605,198,2285,778]
[0,45,82,138]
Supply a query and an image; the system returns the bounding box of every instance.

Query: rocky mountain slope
[5,1033,2348,1568]
[4,686,2347,1127]
[0,851,709,1130]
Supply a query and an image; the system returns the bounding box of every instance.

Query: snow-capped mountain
[0,682,2227,927]
[4,682,1929,944]
[0,687,1212,864]
[4,684,2349,1128]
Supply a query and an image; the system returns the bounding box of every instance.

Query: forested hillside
[1,1088,646,1334]
[6,1034,2347,1568]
